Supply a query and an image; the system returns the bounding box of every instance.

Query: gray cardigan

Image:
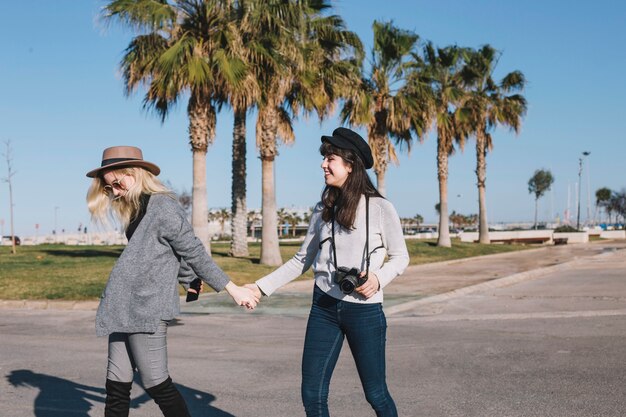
[96,193,230,336]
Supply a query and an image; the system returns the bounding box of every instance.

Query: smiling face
[102,170,136,200]
[321,153,352,188]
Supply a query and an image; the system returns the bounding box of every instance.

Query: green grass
[0,240,530,300]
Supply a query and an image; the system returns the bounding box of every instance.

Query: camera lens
[339,277,357,294]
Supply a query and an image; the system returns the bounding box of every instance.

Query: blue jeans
[301,286,397,417]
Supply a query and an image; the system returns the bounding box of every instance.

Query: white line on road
[391,309,626,323]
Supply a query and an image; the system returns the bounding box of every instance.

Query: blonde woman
[86,146,258,417]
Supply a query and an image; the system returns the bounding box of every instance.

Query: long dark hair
[320,141,383,229]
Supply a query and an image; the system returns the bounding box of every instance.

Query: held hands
[355,272,380,299]
[244,283,263,300]
[225,282,260,310]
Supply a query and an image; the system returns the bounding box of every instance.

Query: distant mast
[564,182,571,224]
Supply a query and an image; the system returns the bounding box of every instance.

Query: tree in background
[608,191,626,227]
[595,187,612,224]
[528,169,554,230]
[615,189,626,229]
[2,140,17,254]
[208,208,231,237]
[341,20,428,196]
[411,43,470,247]
[253,0,362,265]
[103,0,247,252]
[276,208,289,237]
[285,211,302,237]
[449,211,478,230]
[459,45,527,244]
[247,209,261,239]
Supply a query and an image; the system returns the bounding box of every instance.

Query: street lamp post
[576,151,590,230]
[54,206,59,243]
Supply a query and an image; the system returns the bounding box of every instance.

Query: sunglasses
[102,175,128,197]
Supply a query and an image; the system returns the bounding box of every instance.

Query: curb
[0,299,99,311]
[385,247,623,317]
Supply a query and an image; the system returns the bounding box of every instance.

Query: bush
[554,225,580,233]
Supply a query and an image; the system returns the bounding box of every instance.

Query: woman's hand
[244,283,263,300]
[355,272,380,299]
[225,282,259,310]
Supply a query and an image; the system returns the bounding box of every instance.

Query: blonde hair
[86,167,172,230]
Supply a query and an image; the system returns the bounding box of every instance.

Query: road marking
[392,309,626,322]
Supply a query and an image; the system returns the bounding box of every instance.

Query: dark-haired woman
[246,127,409,417]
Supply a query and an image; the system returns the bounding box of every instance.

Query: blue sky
[1,0,625,237]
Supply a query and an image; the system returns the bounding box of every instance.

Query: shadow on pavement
[7,369,234,417]
[7,369,105,416]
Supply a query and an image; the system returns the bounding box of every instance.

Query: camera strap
[328,195,380,277]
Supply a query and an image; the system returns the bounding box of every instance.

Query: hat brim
[86,160,161,178]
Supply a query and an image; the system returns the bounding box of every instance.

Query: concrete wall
[553,232,589,243]
[459,230,554,243]
[600,230,626,239]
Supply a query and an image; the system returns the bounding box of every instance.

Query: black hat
[321,127,374,169]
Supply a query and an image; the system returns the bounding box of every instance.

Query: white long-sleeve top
[256,195,409,304]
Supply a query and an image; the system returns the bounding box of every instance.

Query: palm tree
[414,213,424,226]
[252,0,362,265]
[341,21,428,196]
[247,209,261,239]
[285,212,302,237]
[225,1,264,259]
[103,0,246,252]
[603,190,625,227]
[595,187,612,224]
[607,192,621,225]
[276,208,289,237]
[208,208,230,237]
[460,45,527,243]
[412,43,470,247]
[528,169,554,229]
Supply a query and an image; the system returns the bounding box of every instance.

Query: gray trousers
[107,320,170,388]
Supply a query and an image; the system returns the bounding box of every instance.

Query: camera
[334,266,368,294]
[185,278,202,302]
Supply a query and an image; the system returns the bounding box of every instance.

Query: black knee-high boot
[145,376,191,417]
[105,379,133,417]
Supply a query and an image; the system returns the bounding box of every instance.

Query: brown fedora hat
[86,146,160,178]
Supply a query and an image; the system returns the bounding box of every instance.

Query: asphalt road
[0,244,625,416]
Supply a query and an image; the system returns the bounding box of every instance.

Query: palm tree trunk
[369,131,388,196]
[187,94,215,252]
[230,107,249,257]
[436,135,452,248]
[191,150,210,250]
[258,108,282,266]
[534,198,539,229]
[261,158,281,265]
[376,170,386,197]
[476,134,490,244]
